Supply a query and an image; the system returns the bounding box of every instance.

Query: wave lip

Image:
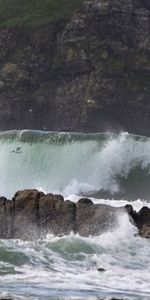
[0,130,150,200]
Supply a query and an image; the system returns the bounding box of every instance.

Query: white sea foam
[0,213,150,299]
[0,131,150,299]
[0,131,150,199]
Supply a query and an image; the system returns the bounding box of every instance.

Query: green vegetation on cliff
[0,0,84,28]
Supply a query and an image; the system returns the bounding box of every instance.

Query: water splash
[0,130,150,199]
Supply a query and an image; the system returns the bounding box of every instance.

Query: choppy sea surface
[0,130,150,300]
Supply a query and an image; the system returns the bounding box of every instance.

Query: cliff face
[0,0,150,134]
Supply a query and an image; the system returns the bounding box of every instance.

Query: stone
[125,204,139,226]
[126,205,150,238]
[97,268,106,272]
[0,1,149,134]
[39,194,76,236]
[139,225,150,238]
[0,189,149,240]
[0,197,13,238]
[0,197,7,238]
[136,206,150,238]
[12,189,43,239]
[75,199,124,236]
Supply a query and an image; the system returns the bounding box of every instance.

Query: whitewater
[0,130,150,300]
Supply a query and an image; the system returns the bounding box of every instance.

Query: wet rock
[39,193,76,236]
[137,206,150,238]
[0,189,149,240]
[0,197,13,239]
[139,225,150,238]
[126,204,150,238]
[12,189,43,239]
[0,197,7,238]
[137,206,150,227]
[0,190,126,239]
[75,198,124,236]
[97,267,106,272]
[125,204,139,226]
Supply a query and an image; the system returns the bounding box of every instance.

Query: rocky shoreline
[0,0,149,135]
[0,189,149,240]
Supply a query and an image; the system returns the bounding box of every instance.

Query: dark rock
[75,199,124,236]
[110,298,124,300]
[125,204,150,238]
[0,197,7,238]
[0,63,30,88]
[0,1,149,135]
[97,267,106,272]
[0,197,13,239]
[125,204,139,226]
[142,0,150,9]
[77,198,93,206]
[139,224,150,238]
[12,189,43,239]
[137,206,150,237]
[138,206,150,228]
[0,189,149,240]
[39,193,76,236]
[0,189,127,239]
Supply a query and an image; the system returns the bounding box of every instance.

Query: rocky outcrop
[0,0,149,134]
[0,189,149,240]
[126,204,150,238]
[136,206,150,238]
[0,189,126,239]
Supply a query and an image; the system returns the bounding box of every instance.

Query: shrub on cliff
[0,0,84,28]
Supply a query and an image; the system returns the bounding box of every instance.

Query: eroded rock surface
[125,204,150,238]
[0,189,127,239]
[0,189,149,240]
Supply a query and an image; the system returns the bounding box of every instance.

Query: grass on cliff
[0,0,84,28]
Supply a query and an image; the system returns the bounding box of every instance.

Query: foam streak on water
[0,212,149,300]
[0,130,150,299]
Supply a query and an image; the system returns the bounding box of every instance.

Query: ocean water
[0,130,150,300]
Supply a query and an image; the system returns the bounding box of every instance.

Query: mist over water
[0,130,150,299]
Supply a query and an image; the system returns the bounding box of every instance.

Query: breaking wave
[0,130,150,200]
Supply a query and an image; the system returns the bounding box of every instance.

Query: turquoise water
[0,130,150,199]
[0,130,150,299]
[0,213,150,300]
[0,216,150,299]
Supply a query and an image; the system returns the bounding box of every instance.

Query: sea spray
[0,130,150,199]
[0,212,149,299]
[0,130,150,299]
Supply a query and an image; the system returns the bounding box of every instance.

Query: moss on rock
[0,0,84,28]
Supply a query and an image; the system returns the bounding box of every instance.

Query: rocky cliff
[0,0,149,134]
